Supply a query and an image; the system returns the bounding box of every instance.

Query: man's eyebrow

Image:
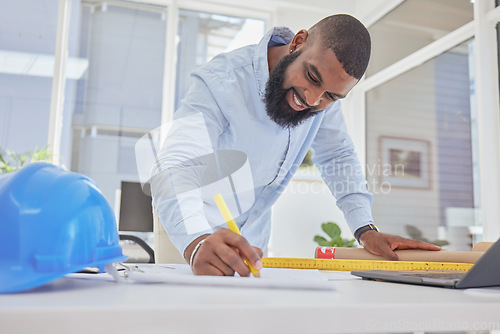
[309,63,346,99]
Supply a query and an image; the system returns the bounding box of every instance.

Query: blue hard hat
[0,162,127,293]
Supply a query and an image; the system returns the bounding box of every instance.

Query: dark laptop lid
[456,238,500,288]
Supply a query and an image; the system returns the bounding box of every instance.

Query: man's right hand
[184,228,263,276]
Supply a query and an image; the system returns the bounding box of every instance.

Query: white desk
[1,268,500,334]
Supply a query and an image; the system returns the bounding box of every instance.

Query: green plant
[0,146,52,174]
[313,222,357,247]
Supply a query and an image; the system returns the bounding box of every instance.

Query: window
[365,39,479,250]
[175,10,264,110]
[70,2,167,208]
[0,0,59,155]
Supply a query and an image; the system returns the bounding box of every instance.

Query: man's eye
[327,93,337,101]
[307,72,319,84]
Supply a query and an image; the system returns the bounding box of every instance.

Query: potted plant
[313,221,357,247]
[0,146,52,174]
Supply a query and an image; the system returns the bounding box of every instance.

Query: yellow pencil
[214,193,261,278]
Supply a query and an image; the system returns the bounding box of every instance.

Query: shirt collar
[253,27,295,101]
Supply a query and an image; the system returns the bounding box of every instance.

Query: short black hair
[309,14,371,79]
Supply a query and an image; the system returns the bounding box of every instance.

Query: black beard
[265,50,319,128]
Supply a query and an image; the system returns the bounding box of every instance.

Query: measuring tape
[262,257,474,271]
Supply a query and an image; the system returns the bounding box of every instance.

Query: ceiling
[267,0,357,14]
[374,0,473,35]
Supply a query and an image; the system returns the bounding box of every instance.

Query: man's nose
[304,88,322,107]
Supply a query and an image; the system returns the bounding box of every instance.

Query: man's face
[265,39,359,128]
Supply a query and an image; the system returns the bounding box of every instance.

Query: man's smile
[286,89,308,111]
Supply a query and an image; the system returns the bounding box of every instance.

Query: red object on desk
[315,247,337,259]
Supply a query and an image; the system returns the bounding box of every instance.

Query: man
[150,14,440,276]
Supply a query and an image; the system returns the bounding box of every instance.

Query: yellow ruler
[262,257,473,271]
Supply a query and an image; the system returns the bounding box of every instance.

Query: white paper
[66,264,336,291]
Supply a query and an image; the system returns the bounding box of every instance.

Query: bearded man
[150,14,440,276]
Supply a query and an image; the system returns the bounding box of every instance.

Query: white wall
[269,180,353,258]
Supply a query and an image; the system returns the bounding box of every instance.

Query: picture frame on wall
[379,136,431,189]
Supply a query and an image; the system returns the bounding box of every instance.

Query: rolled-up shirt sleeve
[150,67,228,257]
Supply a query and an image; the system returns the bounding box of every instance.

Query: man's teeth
[293,93,303,107]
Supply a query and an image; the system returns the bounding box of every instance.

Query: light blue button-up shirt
[151,27,374,257]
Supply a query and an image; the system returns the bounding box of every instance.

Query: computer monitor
[118,181,155,263]
[118,181,153,233]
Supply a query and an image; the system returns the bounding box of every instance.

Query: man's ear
[290,29,308,52]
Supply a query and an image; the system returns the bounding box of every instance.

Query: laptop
[351,238,500,289]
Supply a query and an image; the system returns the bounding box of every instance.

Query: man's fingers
[219,229,263,271]
[411,240,441,251]
[215,243,251,277]
[195,263,225,276]
[374,243,399,261]
[208,252,236,276]
[381,248,399,261]
[393,238,442,251]
[253,246,264,258]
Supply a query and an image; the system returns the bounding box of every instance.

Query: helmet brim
[0,255,128,293]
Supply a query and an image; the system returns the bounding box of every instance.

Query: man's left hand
[359,230,441,261]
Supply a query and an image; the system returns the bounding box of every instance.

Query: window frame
[344,0,500,241]
[47,0,273,157]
